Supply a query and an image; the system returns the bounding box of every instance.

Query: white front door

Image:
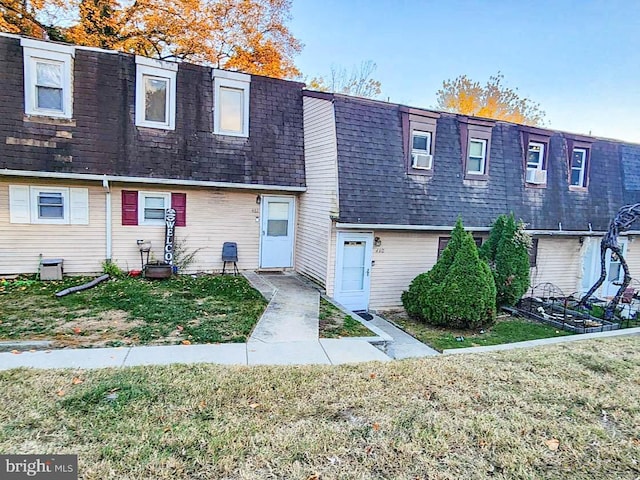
[334,232,373,311]
[582,237,628,298]
[260,196,294,268]
[602,238,628,297]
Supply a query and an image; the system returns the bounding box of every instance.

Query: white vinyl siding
[1,180,104,274]
[295,96,339,287]
[112,187,261,273]
[368,232,442,310]
[530,237,583,295]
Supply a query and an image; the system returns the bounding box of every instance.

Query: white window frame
[411,131,432,170]
[571,148,587,187]
[30,186,69,224]
[21,39,74,119]
[213,69,251,137]
[138,191,171,226]
[527,141,545,170]
[135,56,178,130]
[467,138,487,175]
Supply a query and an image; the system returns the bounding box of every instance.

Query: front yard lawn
[0,275,266,348]
[382,310,573,351]
[1,336,638,479]
[319,297,375,338]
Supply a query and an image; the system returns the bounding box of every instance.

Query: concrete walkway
[248,273,319,343]
[367,314,440,359]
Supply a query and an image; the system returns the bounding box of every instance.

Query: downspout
[103,177,112,261]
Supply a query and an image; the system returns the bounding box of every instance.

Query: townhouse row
[1,34,639,310]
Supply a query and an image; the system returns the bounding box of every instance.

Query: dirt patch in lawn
[50,310,144,348]
[0,275,266,348]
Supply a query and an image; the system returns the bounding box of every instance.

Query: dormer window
[520,128,551,187]
[411,131,432,169]
[135,56,177,130]
[570,148,588,187]
[459,117,493,180]
[526,141,547,184]
[21,38,74,118]
[467,138,487,175]
[213,69,251,137]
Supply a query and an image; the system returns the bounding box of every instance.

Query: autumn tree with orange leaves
[0,0,301,78]
[436,73,545,126]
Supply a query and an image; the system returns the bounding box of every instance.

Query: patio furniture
[222,242,239,275]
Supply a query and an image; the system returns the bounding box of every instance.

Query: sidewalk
[0,339,391,370]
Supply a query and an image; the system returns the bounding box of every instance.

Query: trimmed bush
[402,218,496,329]
[401,218,465,318]
[483,213,531,306]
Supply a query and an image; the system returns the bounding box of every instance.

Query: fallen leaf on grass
[73,327,82,334]
[72,377,83,385]
[306,475,320,480]
[249,403,260,409]
[56,390,65,397]
[369,373,377,379]
[372,423,380,431]
[176,325,184,332]
[545,438,560,451]
[181,340,191,345]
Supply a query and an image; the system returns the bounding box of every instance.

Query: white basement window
[9,185,88,225]
[21,38,74,118]
[138,192,171,226]
[213,69,251,137]
[135,56,178,130]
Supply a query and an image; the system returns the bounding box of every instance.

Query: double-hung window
[9,185,89,225]
[526,141,548,185]
[411,131,432,169]
[138,192,171,226]
[467,138,487,175]
[22,39,74,118]
[570,148,588,187]
[135,56,177,130]
[213,69,251,137]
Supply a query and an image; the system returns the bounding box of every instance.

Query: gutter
[0,169,306,192]
[335,223,492,232]
[335,222,640,236]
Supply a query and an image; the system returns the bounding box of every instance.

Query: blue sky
[289,1,640,143]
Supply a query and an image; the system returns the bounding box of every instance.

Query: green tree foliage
[482,214,532,306]
[402,218,496,329]
[436,72,545,126]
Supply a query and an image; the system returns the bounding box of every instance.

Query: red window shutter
[172,192,186,227]
[122,190,138,225]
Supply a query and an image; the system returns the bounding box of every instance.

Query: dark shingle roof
[332,95,640,231]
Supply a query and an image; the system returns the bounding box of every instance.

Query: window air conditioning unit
[412,153,433,170]
[526,168,547,184]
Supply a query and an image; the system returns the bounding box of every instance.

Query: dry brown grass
[1,337,640,479]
